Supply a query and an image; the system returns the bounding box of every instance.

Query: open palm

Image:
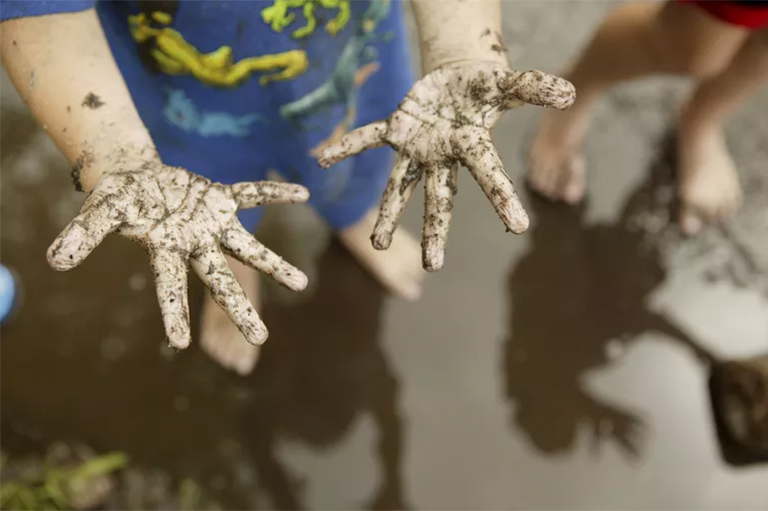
[47,163,309,348]
[318,62,575,270]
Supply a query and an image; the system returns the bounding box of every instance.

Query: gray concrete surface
[2,1,768,509]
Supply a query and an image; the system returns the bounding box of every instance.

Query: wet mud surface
[3,2,768,508]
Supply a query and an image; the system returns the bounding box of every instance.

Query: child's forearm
[0,9,156,192]
[411,0,509,73]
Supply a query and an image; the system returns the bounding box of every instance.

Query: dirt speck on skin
[444,171,458,196]
[400,160,424,195]
[71,151,94,192]
[82,93,105,109]
[490,31,508,55]
[468,77,491,103]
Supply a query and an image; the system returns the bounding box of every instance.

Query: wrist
[421,41,510,74]
[75,142,159,193]
[427,54,510,75]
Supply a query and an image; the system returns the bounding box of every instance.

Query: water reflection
[242,241,408,510]
[503,146,715,459]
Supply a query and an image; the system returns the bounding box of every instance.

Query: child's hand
[47,162,309,348]
[317,62,575,271]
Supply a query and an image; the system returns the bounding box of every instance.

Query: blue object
[0,264,16,323]
[1,0,415,230]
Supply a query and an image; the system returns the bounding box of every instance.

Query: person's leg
[678,27,768,234]
[335,209,424,301]
[528,0,748,203]
[305,147,425,301]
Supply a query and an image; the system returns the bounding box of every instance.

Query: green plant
[0,451,127,510]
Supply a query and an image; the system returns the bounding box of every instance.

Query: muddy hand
[46,163,309,348]
[317,62,575,271]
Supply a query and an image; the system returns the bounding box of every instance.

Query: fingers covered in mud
[372,155,422,250]
[498,69,576,110]
[422,164,458,272]
[317,120,388,168]
[221,225,307,292]
[47,197,124,271]
[190,246,268,345]
[230,181,309,209]
[151,249,191,349]
[457,129,528,234]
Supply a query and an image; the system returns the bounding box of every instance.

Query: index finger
[230,181,309,210]
[498,70,576,111]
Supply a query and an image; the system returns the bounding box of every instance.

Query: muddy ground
[2,1,768,509]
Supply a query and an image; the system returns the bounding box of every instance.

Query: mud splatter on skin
[70,151,95,192]
[491,33,508,55]
[399,160,424,196]
[317,62,575,270]
[468,76,492,103]
[47,156,310,348]
[82,93,105,109]
[444,167,459,196]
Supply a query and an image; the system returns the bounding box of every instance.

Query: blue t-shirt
[1,0,414,228]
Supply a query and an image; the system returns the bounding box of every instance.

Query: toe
[680,207,704,236]
[528,166,558,200]
[560,155,586,205]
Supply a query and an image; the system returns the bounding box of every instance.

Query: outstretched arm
[1,9,309,348]
[1,9,155,191]
[411,0,508,73]
[318,0,575,271]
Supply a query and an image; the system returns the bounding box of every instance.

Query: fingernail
[284,271,308,292]
[371,233,392,250]
[509,213,530,234]
[245,325,269,345]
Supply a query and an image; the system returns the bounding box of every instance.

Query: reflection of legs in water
[366,372,409,510]
[241,243,407,509]
[678,28,768,234]
[504,167,716,458]
[528,1,747,211]
[251,417,303,510]
[336,208,424,302]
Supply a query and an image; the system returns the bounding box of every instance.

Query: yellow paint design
[261,0,351,39]
[129,12,309,87]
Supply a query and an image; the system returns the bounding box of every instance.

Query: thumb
[498,70,576,110]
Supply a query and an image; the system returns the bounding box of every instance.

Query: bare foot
[527,105,589,205]
[677,121,742,236]
[200,255,261,375]
[336,208,425,301]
